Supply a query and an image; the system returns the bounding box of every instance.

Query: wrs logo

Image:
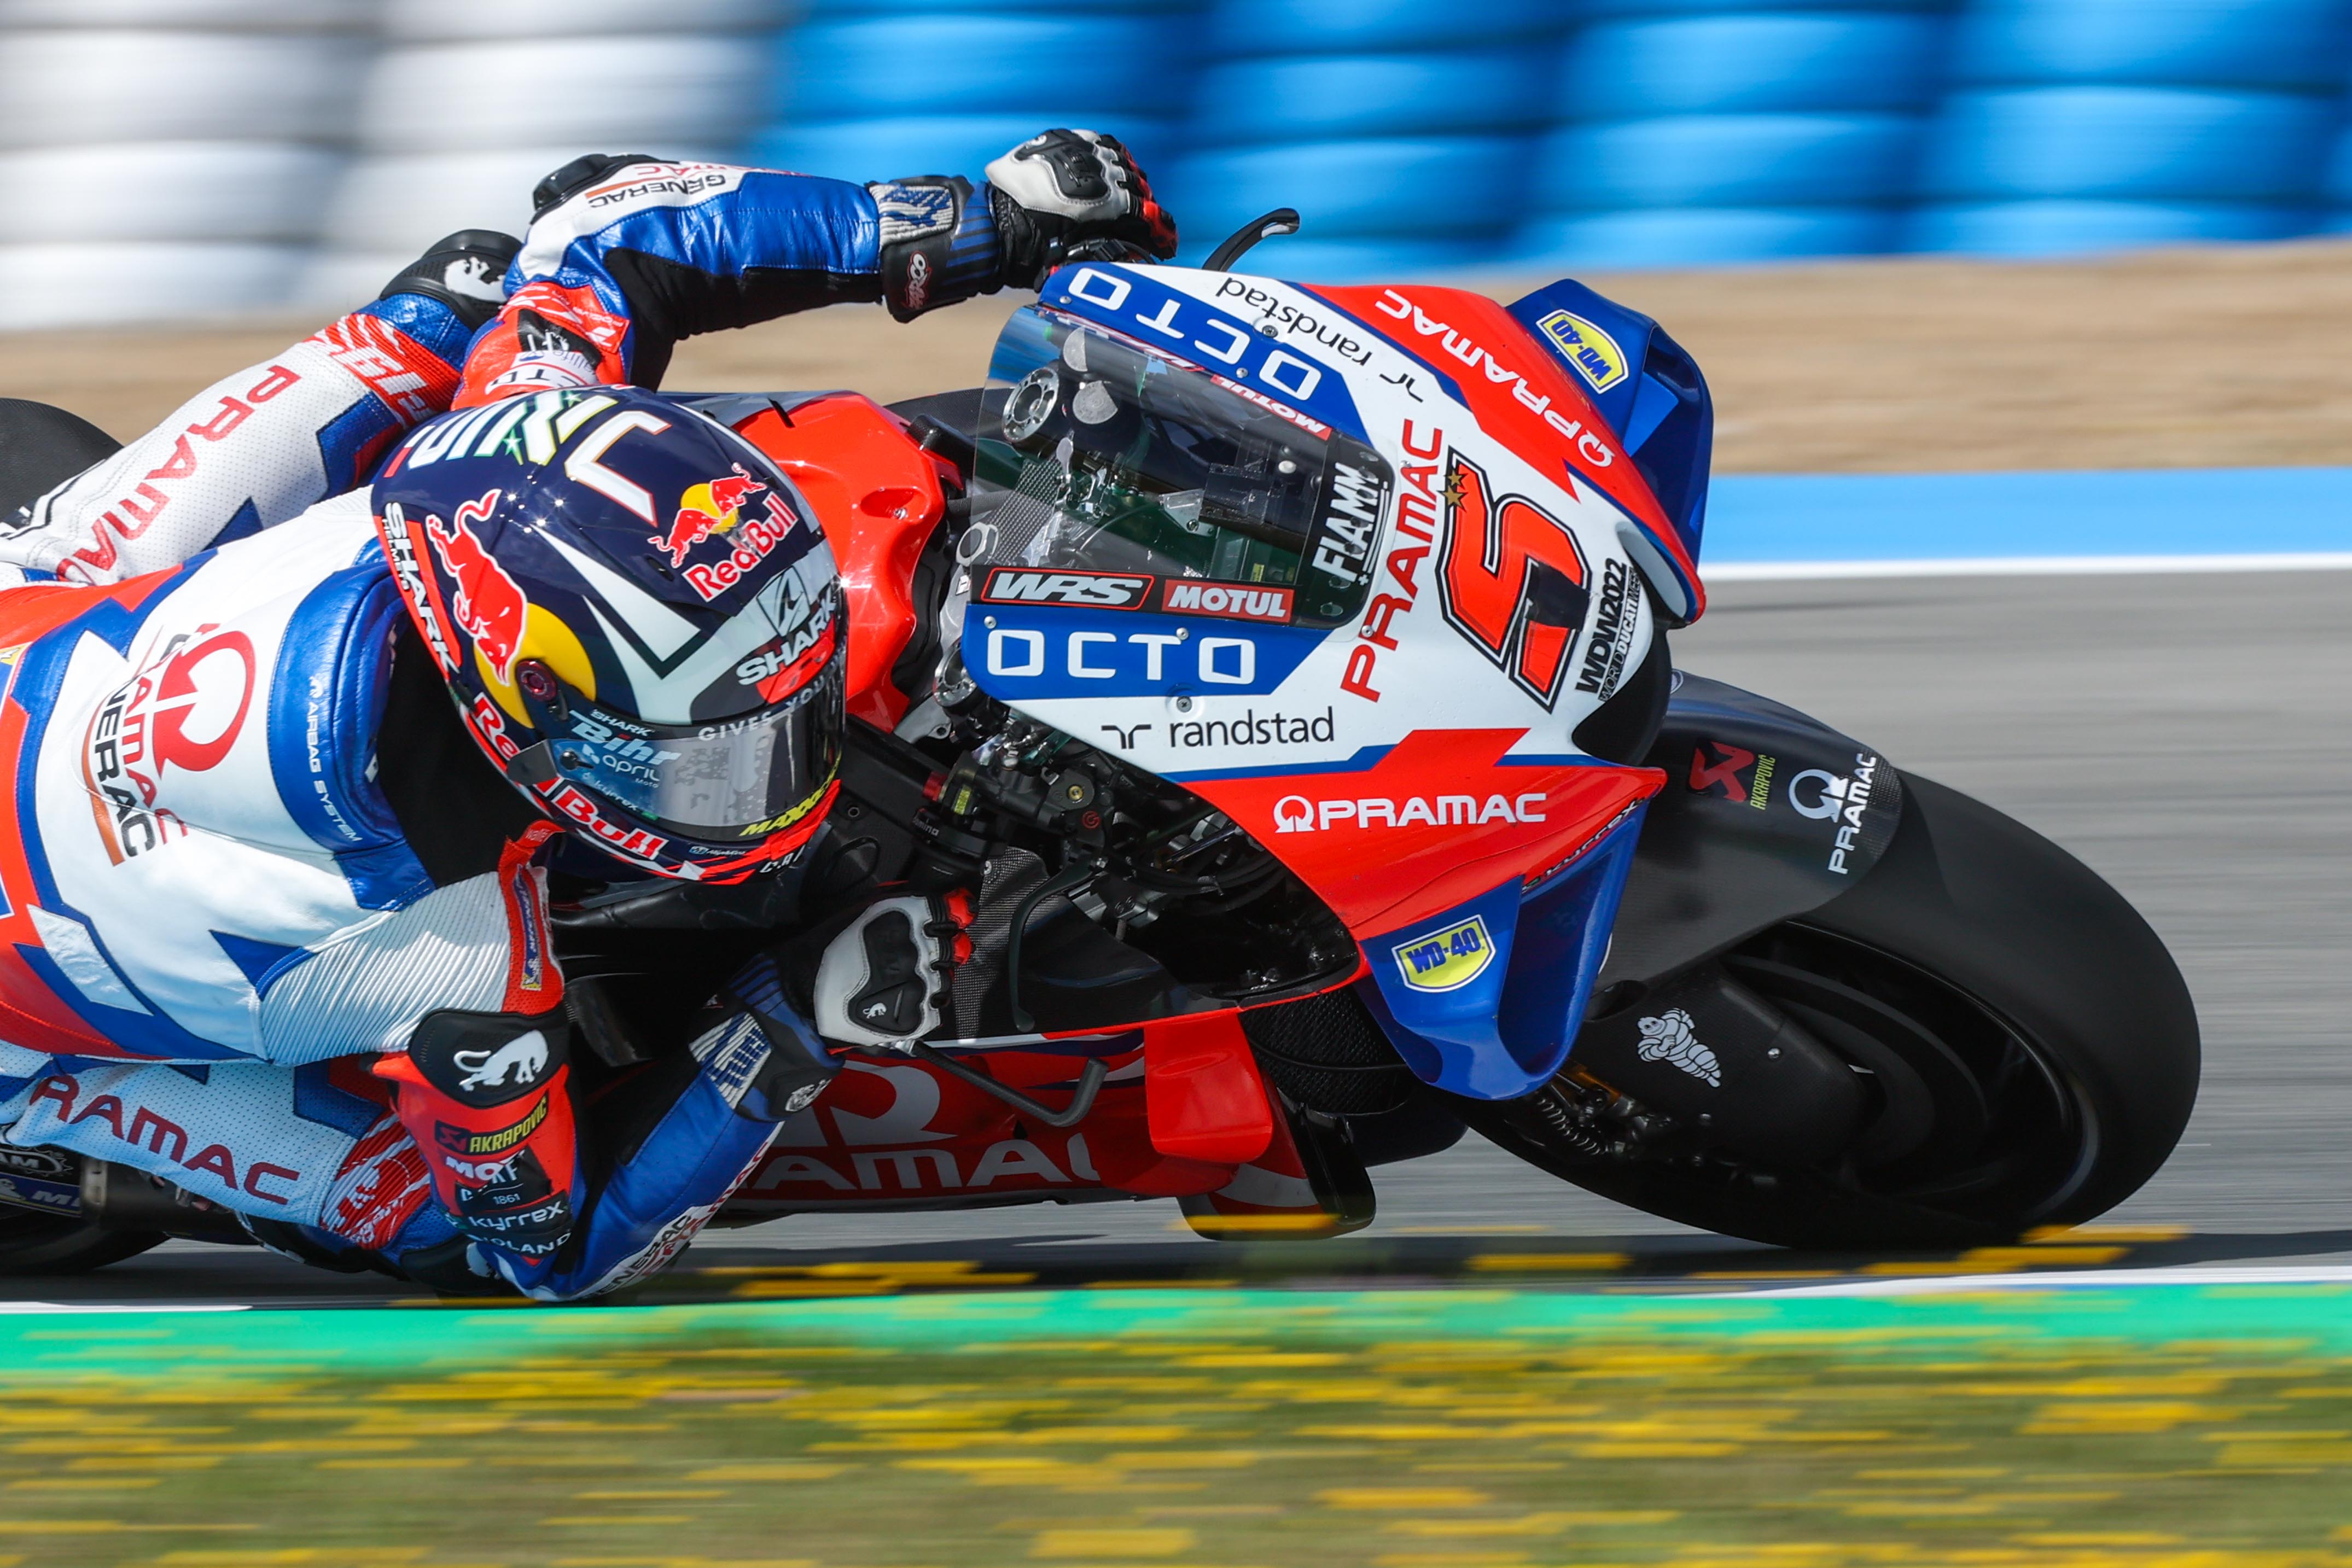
[980,568,1152,609]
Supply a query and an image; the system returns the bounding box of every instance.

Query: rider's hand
[811,891,975,1050]
[985,129,1178,289]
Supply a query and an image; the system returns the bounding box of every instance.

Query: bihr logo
[979,568,1152,609]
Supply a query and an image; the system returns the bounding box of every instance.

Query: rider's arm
[0,290,482,587]
[453,131,1178,405]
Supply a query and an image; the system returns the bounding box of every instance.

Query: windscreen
[967,306,1387,629]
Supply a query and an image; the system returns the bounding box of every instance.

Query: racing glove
[984,128,1179,289]
[870,130,1174,319]
[811,890,976,1048]
[808,850,1091,1047]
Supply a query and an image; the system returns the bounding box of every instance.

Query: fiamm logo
[1536,310,1629,395]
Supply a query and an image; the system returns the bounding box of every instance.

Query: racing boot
[376,230,521,332]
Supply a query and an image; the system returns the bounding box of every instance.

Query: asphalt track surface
[8,567,2349,1308]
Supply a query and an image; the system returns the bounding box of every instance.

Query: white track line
[1718,1264,2352,1298]
[0,1302,249,1314]
[1707,552,2352,581]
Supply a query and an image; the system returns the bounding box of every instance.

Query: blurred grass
[5,1288,2352,1565]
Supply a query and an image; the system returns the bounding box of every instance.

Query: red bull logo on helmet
[682,500,801,603]
[651,464,769,569]
[423,488,531,684]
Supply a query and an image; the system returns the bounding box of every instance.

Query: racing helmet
[371,385,845,883]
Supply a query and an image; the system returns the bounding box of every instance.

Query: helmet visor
[516,638,845,844]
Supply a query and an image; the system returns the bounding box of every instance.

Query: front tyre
[1459,773,2200,1249]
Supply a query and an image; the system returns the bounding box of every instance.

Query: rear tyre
[0,1209,166,1275]
[1458,773,2200,1249]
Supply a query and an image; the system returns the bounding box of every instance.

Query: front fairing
[967,264,1674,1099]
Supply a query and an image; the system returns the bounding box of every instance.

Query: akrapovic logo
[438,1095,550,1158]
[979,568,1152,609]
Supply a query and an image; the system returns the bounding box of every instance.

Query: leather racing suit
[0,149,1152,1298]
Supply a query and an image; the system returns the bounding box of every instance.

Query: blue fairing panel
[1506,279,1715,575]
[1358,804,1649,1099]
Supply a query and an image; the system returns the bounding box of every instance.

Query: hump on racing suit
[0,150,1038,1297]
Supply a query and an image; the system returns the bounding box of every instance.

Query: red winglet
[1143,1010,1274,1165]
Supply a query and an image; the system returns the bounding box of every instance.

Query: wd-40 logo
[1536,310,1629,395]
[979,568,1151,608]
[1393,914,1495,993]
[82,625,258,864]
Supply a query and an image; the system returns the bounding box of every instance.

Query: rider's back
[0,494,542,1066]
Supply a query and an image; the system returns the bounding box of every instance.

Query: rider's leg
[0,234,515,587]
[0,1051,447,1258]
[513,1027,799,1300]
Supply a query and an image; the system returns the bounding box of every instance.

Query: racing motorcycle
[0,225,2200,1277]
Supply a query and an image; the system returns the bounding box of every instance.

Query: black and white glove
[984,128,1179,290]
[812,891,974,1049]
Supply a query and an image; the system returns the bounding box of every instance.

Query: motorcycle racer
[0,131,1178,1298]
